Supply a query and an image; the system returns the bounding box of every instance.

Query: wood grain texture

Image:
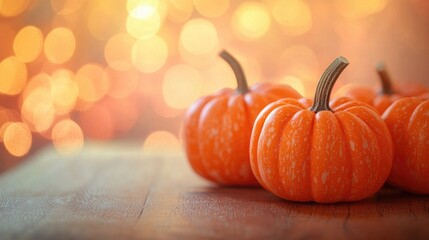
[0,143,428,240]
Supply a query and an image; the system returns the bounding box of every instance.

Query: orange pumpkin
[250,57,393,203]
[183,50,302,186]
[344,64,428,114]
[382,97,429,194]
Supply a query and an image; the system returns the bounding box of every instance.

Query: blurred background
[0,0,429,170]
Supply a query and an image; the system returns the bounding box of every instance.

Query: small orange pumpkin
[183,50,302,186]
[382,97,429,194]
[344,64,428,114]
[250,57,393,203]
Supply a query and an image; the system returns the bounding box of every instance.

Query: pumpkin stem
[219,50,249,94]
[376,63,395,95]
[310,56,349,113]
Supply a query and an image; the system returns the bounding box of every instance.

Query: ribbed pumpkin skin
[250,97,394,203]
[183,83,301,186]
[383,98,429,194]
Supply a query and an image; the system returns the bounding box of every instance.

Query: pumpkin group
[249,57,394,203]
[343,64,428,114]
[383,98,429,194]
[183,50,302,186]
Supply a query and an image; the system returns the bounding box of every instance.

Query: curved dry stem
[310,56,349,113]
[376,63,395,95]
[219,50,249,94]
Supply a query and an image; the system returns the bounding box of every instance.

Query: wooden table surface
[0,143,428,240]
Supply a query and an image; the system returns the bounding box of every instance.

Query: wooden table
[0,143,428,240]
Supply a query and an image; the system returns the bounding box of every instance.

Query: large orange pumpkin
[183,50,302,186]
[382,97,429,194]
[343,64,428,114]
[250,57,393,203]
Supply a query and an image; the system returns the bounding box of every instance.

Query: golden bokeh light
[167,0,193,23]
[272,0,312,36]
[3,122,32,157]
[22,73,50,101]
[132,35,168,73]
[127,0,160,11]
[0,108,20,141]
[126,11,161,39]
[130,4,156,19]
[193,0,229,18]
[278,75,306,97]
[277,45,319,96]
[201,60,236,94]
[0,0,30,17]
[104,33,135,71]
[0,56,27,95]
[50,73,79,115]
[142,130,181,153]
[178,43,218,68]
[13,26,44,63]
[44,27,76,64]
[0,0,427,161]
[163,64,203,109]
[52,119,84,155]
[335,0,387,18]
[75,64,110,102]
[21,87,56,133]
[180,18,219,55]
[232,2,270,40]
[50,0,86,15]
[87,1,125,41]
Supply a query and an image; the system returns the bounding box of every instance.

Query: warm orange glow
[104,33,135,71]
[106,68,140,99]
[0,0,427,160]
[52,119,84,155]
[232,2,270,39]
[163,64,203,109]
[44,27,76,64]
[278,45,320,97]
[104,97,139,134]
[75,64,110,102]
[0,56,27,95]
[335,0,387,18]
[167,0,193,23]
[272,0,312,36]
[142,130,181,153]
[201,60,236,94]
[132,35,168,73]
[87,2,125,41]
[0,0,30,17]
[78,104,114,140]
[180,18,219,55]
[22,73,50,101]
[178,44,217,68]
[126,11,161,39]
[333,83,374,103]
[13,26,44,63]
[127,0,161,16]
[193,0,229,18]
[50,72,79,115]
[0,108,20,141]
[21,87,56,132]
[278,75,306,97]
[3,122,32,157]
[50,0,85,15]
